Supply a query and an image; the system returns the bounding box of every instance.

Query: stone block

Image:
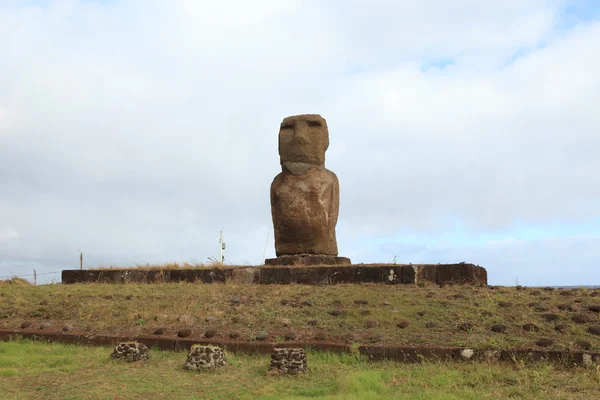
[269,348,307,375]
[259,268,291,284]
[110,342,150,362]
[327,266,357,283]
[184,345,227,371]
[289,267,329,284]
[355,267,382,283]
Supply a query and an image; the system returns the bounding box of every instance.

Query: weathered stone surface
[20,321,32,329]
[110,342,150,362]
[269,114,348,260]
[265,255,350,266]
[62,263,486,285]
[184,345,227,371]
[269,348,307,375]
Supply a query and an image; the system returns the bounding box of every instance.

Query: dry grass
[1,282,599,350]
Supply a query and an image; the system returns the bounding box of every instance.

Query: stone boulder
[110,342,150,362]
[269,348,307,375]
[184,345,227,371]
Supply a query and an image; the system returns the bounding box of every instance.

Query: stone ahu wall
[61,263,487,285]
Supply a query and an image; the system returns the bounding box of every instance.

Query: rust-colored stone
[269,114,348,261]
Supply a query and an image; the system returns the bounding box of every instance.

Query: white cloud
[0,1,599,284]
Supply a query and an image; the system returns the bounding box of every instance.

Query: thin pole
[33,269,37,285]
[262,227,270,262]
[219,231,224,264]
[78,250,83,270]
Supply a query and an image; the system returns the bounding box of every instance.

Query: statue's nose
[294,125,310,143]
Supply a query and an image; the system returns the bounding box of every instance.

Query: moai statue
[265,114,351,266]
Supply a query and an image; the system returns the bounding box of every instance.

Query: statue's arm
[329,171,340,228]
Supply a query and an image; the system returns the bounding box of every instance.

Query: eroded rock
[184,345,227,371]
[269,348,307,375]
[110,342,150,363]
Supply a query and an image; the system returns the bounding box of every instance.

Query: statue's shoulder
[324,169,339,184]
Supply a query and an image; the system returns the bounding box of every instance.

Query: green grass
[1,282,599,350]
[0,339,599,399]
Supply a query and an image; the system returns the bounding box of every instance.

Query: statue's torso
[271,168,339,256]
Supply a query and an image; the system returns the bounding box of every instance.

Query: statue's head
[279,114,329,173]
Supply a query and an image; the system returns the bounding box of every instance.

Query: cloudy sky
[1,0,599,286]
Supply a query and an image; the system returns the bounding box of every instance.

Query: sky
[1,0,599,286]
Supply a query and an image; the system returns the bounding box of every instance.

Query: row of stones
[110,342,306,375]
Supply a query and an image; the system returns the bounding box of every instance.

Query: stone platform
[264,255,351,266]
[61,263,487,285]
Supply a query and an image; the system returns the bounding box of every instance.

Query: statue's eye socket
[307,120,322,127]
[280,123,294,130]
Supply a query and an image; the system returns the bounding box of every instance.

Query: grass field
[1,280,599,349]
[0,339,599,399]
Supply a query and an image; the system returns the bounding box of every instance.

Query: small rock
[177,328,192,338]
[315,332,326,341]
[354,299,368,305]
[39,322,51,330]
[425,322,437,329]
[152,328,166,335]
[588,305,600,313]
[541,314,560,322]
[535,339,554,347]
[283,331,297,341]
[491,324,507,333]
[62,324,73,332]
[204,329,217,338]
[360,310,371,316]
[554,324,568,333]
[307,320,318,326]
[329,309,344,316]
[231,296,241,304]
[229,332,240,339]
[460,349,475,360]
[204,316,217,323]
[417,311,427,317]
[576,340,591,350]
[365,320,379,329]
[255,331,269,341]
[522,323,539,332]
[20,321,32,329]
[571,314,593,324]
[588,326,600,335]
[459,322,473,332]
[281,318,292,327]
[396,321,410,329]
[383,301,391,306]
